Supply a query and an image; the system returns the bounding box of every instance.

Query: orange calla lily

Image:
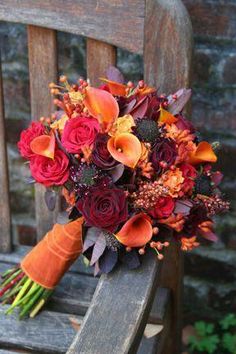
[115,213,153,248]
[100,78,127,96]
[30,133,55,159]
[83,86,119,131]
[188,141,217,165]
[159,107,178,124]
[107,133,142,168]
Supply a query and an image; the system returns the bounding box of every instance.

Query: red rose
[30,150,69,187]
[179,163,197,196]
[17,122,45,159]
[149,196,175,219]
[92,133,117,169]
[61,115,99,154]
[77,186,128,232]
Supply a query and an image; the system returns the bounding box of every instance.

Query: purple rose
[151,138,177,174]
[77,186,128,232]
[92,133,117,169]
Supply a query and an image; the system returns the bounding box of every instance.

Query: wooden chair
[0,1,192,353]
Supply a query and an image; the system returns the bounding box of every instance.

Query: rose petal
[30,133,55,159]
[83,87,119,131]
[159,107,178,124]
[107,133,142,168]
[189,141,217,165]
[100,78,127,96]
[115,213,153,248]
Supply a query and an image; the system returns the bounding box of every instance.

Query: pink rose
[30,149,69,187]
[61,115,100,154]
[17,122,45,159]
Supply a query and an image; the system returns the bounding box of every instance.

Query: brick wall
[0,0,235,321]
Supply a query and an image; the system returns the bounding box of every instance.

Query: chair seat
[0,247,170,354]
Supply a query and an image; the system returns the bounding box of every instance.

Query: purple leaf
[90,233,107,266]
[94,261,101,277]
[99,249,118,274]
[44,189,57,211]
[109,164,125,182]
[211,171,223,186]
[174,200,193,215]
[131,96,149,119]
[83,227,101,253]
[121,250,140,270]
[122,99,137,115]
[26,176,35,184]
[168,88,192,115]
[106,66,124,84]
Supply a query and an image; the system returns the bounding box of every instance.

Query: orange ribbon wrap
[21,217,84,289]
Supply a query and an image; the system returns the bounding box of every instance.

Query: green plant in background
[188,314,236,354]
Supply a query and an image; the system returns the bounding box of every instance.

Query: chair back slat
[87,39,116,86]
[0,57,12,252]
[0,0,145,54]
[27,25,59,241]
[144,1,193,352]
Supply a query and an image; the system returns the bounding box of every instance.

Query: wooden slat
[0,0,145,54]
[144,2,193,352]
[0,305,82,354]
[67,252,161,354]
[27,26,59,241]
[144,0,193,93]
[87,39,116,86]
[0,55,11,253]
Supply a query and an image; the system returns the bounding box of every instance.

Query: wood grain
[87,39,116,86]
[67,251,161,354]
[144,0,193,94]
[0,305,82,353]
[27,26,59,241]
[0,0,145,54]
[0,56,11,253]
[144,1,193,353]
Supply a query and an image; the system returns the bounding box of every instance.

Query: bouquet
[0,66,229,319]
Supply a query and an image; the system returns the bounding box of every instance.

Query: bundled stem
[0,268,54,319]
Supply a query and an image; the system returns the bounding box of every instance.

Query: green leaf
[222,333,236,353]
[195,321,215,336]
[220,314,236,330]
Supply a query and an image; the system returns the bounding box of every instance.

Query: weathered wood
[0,305,82,353]
[0,55,11,253]
[144,0,193,94]
[0,0,145,54]
[67,252,161,354]
[87,39,117,86]
[149,287,171,324]
[144,1,192,353]
[27,25,59,241]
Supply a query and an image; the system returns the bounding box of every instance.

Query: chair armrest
[67,251,161,354]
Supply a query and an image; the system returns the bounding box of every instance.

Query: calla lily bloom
[107,133,142,168]
[188,141,217,165]
[30,133,55,159]
[159,107,178,124]
[115,213,153,248]
[83,86,119,131]
[100,78,127,96]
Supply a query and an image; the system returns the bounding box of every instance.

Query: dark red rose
[151,138,177,174]
[92,133,117,169]
[183,205,208,235]
[77,186,128,232]
[17,122,45,159]
[179,163,197,196]
[149,196,175,219]
[30,149,69,187]
[61,115,99,154]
